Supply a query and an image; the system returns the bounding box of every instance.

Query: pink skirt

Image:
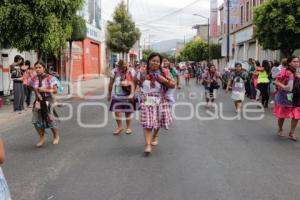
[273,104,300,119]
[140,98,172,129]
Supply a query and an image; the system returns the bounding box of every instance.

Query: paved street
[2,80,300,200]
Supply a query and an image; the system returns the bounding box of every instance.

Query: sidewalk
[0,77,109,129]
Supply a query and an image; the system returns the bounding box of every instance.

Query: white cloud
[102,0,211,42]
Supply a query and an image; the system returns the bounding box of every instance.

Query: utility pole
[226,0,230,62]
[208,19,210,63]
[127,0,129,12]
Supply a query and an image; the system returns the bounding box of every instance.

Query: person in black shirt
[10,55,25,113]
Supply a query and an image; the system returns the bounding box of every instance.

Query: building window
[260,0,264,4]
[253,0,256,7]
[246,2,250,22]
[241,6,244,25]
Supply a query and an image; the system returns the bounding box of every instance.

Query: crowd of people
[193,56,300,141]
[107,53,300,155]
[1,52,300,198]
[5,53,300,154]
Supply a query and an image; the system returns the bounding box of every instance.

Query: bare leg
[277,118,285,137]
[125,112,132,134]
[51,128,60,145]
[234,101,238,111]
[237,101,242,113]
[34,126,45,147]
[113,112,123,135]
[289,119,298,141]
[144,128,152,153]
[151,128,160,146]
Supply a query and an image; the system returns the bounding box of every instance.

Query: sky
[101,0,215,44]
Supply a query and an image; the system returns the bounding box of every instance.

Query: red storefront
[60,24,103,81]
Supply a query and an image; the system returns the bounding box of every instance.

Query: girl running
[226,63,248,113]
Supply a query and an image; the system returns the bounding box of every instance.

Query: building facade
[60,0,105,81]
[218,0,280,70]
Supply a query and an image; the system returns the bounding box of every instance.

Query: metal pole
[227,0,230,62]
[127,0,129,12]
[208,18,210,63]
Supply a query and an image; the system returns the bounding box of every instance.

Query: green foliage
[142,48,154,62]
[253,0,300,57]
[70,15,87,42]
[0,0,84,54]
[179,39,208,62]
[106,0,141,54]
[209,43,222,60]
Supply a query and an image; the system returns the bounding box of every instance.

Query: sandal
[113,128,124,135]
[53,136,60,145]
[151,135,159,146]
[144,144,152,155]
[125,129,133,135]
[277,130,284,138]
[36,136,46,148]
[289,133,297,141]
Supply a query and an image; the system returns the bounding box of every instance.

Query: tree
[179,39,208,62]
[253,0,300,57]
[142,49,154,62]
[0,0,84,56]
[68,15,87,93]
[106,0,141,59]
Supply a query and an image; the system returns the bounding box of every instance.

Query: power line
[137,0,201,26]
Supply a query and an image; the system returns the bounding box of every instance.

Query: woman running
[226,63,248,113]
[136,52,175,155]
[273,56,300,141]
[30,61,60,147]
[108,60,136,135]
[202,64,223,108]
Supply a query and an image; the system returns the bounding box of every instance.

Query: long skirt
[13,81,25,111]
[140,96,172,129]
[32,97,58,129]
[273,104,300,120]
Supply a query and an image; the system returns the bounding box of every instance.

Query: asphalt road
[2,80,300,200]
